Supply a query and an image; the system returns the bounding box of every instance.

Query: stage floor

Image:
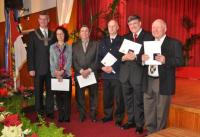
[172,78,200,109]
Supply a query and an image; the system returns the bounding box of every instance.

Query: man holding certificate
[119,15,153,134]
[50,26,72,122]
[98,20,124,127]
[72,25,99,122]
[142,19,183,135]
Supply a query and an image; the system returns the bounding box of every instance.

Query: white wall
[23,0,56,16]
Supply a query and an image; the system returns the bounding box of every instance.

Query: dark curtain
[77,0,200,66]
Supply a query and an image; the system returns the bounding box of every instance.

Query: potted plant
[182,16,200,66]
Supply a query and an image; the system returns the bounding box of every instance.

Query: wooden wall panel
[168,104,200,134]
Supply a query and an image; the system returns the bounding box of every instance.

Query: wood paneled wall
[168,104,200,134]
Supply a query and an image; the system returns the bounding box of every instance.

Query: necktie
[44,30,48,38]
[150,65,156,74]
[110,38,114,43]
[133,33,137,42]
[83,42,87,53]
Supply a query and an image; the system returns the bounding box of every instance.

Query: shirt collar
[133,28,142,37]
[155,34,166,44]
[110,34,117,39]
[40,27,48,34]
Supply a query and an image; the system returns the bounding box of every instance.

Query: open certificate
[101,52,117,74]
[77,72,97,88]
[51,78,70,91]
[144,41,162,65]
[119,39,142,54]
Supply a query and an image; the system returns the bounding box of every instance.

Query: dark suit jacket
[143,36,183,95]
[98,35,123,79]
[119,30,154,85]
[27,28,54,75]
[72,40,99,78]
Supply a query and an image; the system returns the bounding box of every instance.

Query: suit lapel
[137,30,145,44]
[37,28,45,38]
[48,30,52,38]
[85,40,92,54]
[78,41,85,55]
[161,36,168,54]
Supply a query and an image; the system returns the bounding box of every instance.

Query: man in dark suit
[119,15,153,134]
[142,19,183,135]
[27,11,54,118]
[72,25,99,122]
[98,20,124,127]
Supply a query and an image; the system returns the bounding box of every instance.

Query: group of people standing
[27,11,183,136]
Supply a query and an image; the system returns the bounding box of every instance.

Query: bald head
[108,20,119,36]
[152,19,167,39]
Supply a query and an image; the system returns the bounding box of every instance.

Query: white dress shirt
[40,27,48,37]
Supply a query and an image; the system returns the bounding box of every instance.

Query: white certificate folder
[77,72,97,88]
[51,78,70,91]
[101,52,117,67]
[119,39,142,54]
[144,41,161,65]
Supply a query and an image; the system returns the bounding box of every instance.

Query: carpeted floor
[25,78,200,137]
[26,104,146,137]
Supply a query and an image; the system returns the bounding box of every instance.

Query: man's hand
[122,52,136,61]
[102,66,113,73]
[155,54,165,64]
[142,54,149,62]
[81,69,91,78]
[29,70,35,77]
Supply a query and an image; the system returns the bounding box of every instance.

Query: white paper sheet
[101,52,117,66]
[119,39,142,54]
[144,41,162,65]
[51,78,70,91]
[101,52,117,74]
[77,72,97,88]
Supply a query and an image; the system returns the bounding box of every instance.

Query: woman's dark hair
[54,26,69,42]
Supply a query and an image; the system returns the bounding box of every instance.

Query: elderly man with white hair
[142,19,183,135]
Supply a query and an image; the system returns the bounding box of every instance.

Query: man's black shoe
[115,120,122,127]
[135,126,143,134]
[80,115,86,122]
[63,118,70,123]
[121,122,136,130]
[91,118,97,123]
[46,113,54,119]
[101,117,113,123]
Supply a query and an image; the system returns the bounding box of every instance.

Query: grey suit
[119,30,154,127]
[72,40,99,119]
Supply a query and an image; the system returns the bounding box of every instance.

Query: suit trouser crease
[103,79,124,121]
[75,81,98,118]
[34,74,54,114]
[144,78,171,134]
[122,80,144,127]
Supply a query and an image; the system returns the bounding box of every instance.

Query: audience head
[38,11,50,29]
[108,19,119,36]
[54,26,69,43]
[152,19,167,40]
[79,25,90,42]
[127,15,141,33]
